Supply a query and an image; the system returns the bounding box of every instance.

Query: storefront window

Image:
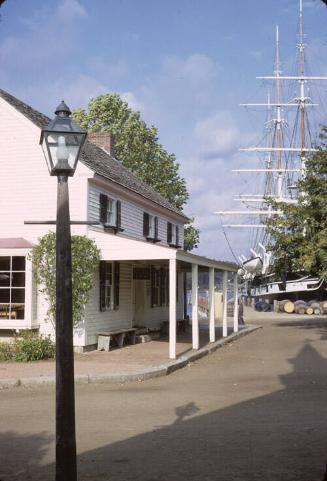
[0,256,25,320]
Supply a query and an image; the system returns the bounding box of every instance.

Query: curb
[0,325,261,390]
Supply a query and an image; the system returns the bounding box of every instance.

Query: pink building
[0,89,238,358]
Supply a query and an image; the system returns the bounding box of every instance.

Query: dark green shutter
[99,261,106,311]
[100,194,108,224]
[167,222,172,244]
[176,226,179,246]
[114,261,120,309]
[143,212,150,237]
[154,216,159,240]
[116,200,121,228]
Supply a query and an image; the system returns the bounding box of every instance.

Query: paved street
[1,312,327,481]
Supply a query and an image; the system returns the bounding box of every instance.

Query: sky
[0,0,326,262]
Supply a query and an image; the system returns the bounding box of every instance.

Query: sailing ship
[216,1,327,299]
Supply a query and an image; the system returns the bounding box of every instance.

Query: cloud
[193,112,241,158]
[0,0,87,75]
[161,54,217,88]
[130,53,219,130]
[87,57,129,79]
[19,74,107,114]
[56,0,87,20]
[121,91,145,112]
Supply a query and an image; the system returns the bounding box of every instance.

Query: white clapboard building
[0,89,238,358]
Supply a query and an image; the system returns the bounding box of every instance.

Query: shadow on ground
[1,330,327,481]
[277,319,327,341]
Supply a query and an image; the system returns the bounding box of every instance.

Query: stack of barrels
[278,299,327,315]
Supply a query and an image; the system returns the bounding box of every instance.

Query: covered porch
[91,231,239,359]
[168,251,239,359]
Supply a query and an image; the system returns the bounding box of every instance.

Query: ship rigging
[215,0,327,296]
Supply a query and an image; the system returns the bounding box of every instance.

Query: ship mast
[215,0,327,266]
[275,25,283,199]
[299,0,306,175]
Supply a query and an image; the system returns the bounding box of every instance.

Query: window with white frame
[148,215,155,238]
[0,256,26,320]
[167,222,180,247]
[106,198,116,226]
[143,212,159,240]
[99,261,120,311]
[99,193,122,230]
[150,268,169,308]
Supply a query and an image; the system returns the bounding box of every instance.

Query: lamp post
[40,101,87,481]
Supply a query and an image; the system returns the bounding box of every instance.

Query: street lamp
[40,101,86,481]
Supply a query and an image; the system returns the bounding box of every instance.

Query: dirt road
[1,312,327,480]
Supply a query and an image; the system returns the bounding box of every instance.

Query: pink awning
[0,238,34,249]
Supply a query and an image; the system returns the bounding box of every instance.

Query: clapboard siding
[84,262,133,345]
[88,184,184,247]
[0,97,91,243]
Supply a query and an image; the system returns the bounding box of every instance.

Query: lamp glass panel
[45,132,83,170]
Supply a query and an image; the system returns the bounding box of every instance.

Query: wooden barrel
[294,300,307,315]
[280,300,295,314]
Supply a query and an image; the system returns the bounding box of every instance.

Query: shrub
[0,342,15,361]
[30,232,101,325]
[14,331,55,362]
[0,332,55,362]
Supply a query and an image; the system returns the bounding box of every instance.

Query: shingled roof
[0,89,188,219]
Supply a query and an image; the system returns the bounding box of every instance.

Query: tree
[267,126,327,281]
[30,232,101,326]
[184,218,200,251]
[73,93,200,250]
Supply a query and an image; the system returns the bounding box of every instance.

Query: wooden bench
[97,328,137,352]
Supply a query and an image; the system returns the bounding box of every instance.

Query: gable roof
[0,89,188,220]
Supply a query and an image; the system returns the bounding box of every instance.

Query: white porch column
[169,258,177,359]
[192,263,199,350]
[233,272,239,333]
[209,267,215,342]
[222,270,228,337]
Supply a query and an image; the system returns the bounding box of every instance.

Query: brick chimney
[88,131,115,157]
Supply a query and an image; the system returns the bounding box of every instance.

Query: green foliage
[0,332,55,362]
[267,126,327,281]
[184,219,200,251]
[73,93,200,250]
[0,341,15,361]
[30,232,101,325]
[14,331,55,362]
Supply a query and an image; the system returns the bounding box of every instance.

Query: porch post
[222,270,228,337]
[169,258,177,359]
[192,263,199,350]
[209,267,215,342]
[233,272,239,333]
